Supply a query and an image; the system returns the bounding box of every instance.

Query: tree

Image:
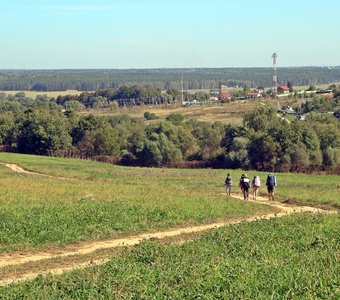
[287,81,293,92]
[71,115,104,144]
[225,137,250,168]
[79,126,120,157]
[138,132,182,166]
[307,85,316,91]
[64,100,81,111]
[144,111,158,120]
[322,147,340,167]
[248,135,280,169]
[165,113,184,125]
[17,111,72,155]
[243,106,282,132]
[289,142,309,167]
[0,116,15,145]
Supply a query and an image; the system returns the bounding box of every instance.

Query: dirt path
[0,164,336,286]
[2,163,70,180]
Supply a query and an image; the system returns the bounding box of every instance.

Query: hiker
[266,172,277,201]
[252,175,261,200]
[239,174,250,200]
[225,173,232,195]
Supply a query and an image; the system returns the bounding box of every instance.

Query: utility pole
[181,71,184,105]
[272,52,278,97]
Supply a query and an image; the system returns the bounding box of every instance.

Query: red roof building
[247,92,262,98]
[277,86,290,94]
[218,92,232,100]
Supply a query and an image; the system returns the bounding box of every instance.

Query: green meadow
[0,153,338,253]
[0,153,271,253]
[1,213,338,299]
[0,152,339,207]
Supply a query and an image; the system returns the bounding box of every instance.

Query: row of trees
[301,95,340,114]
[0,106,339,171]
[0,68,339,91]
[0,87,211,112]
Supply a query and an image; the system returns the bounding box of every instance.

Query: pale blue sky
[0,0,339,69]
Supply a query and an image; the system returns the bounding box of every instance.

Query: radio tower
[272,52,277,97]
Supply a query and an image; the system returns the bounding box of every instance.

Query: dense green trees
[0,116,15,145]
[301,96,340,113]
[0,68,339,91]
[0,103,338,171]
[223,105,340,171]
[16,111,72,155]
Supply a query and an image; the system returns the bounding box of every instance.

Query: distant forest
[0,67,340,91]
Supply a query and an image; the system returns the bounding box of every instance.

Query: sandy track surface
[2,163,70,180]
[0,164,336,286]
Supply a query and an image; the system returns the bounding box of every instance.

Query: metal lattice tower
[272,52,277,97]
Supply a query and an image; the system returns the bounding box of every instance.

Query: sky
[0,0,339,69]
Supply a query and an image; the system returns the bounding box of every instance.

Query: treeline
[301,94,340,114]
[0,106,339,172]
[0,87,209,112]
[0,67,340,91]
[2,86,339,113]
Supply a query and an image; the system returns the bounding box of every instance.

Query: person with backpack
[225,173,232,195]
[266,172,277,201]
[239,174,250,200]
[251,175,261,200]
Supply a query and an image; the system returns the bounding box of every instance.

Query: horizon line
[1,65,339,71]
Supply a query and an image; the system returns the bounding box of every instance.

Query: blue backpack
[267,174,276,186]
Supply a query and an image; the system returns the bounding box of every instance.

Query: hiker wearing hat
[239,173,250,200]
[266,172,277,201]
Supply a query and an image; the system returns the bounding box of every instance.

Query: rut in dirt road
[0,163,337,286]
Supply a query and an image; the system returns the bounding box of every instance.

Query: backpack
[255,176,261,186]
[225,176,232,185]
[241,177,250,189]
[267,174,275,186]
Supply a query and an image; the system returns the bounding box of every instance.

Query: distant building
[283,106,296,114]
[218,92,232,101]
[182,99,198,106]
[277,86,290,94]
[246,92,262,98]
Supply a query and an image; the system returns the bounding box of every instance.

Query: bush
[144,111,158,120]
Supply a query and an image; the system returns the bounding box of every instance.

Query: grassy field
[1,213,338,299]
[79,97,300,125]
[0,90,81,98]
[0,153,338,253]
[80,100,273,125]
[1,153,339,208]
[278,113,297,122]
[0,153,272,253]
[80,101,252,125]
[293,81,340,91]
